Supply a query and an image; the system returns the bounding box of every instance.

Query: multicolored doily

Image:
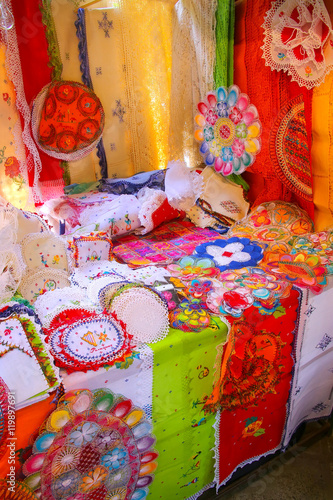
[44,308,135,372]
[229,201,314,252]
[32,80,105,160]
[0,377,9,459]
[194,237,265,272]
[22,388,158,500]
[262,0,333,89]
[0,479,39,500]
[108,285,170,344]
[207,267,292,317]
[194,86,261,175]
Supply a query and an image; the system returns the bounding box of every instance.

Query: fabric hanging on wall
[234,0,314,219]
[0,43,31,209]
[9,0,65,201]
[168,0,218,168]
[211,288,301,488]
[283,281,333,448]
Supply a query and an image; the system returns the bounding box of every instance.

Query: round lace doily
[109,286,170,344]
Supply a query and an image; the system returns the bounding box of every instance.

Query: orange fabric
[0,394,56,477]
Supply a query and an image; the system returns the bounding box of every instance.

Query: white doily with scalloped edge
[109,286,170,344]
[164,160,204,212]
[262,0,333,89]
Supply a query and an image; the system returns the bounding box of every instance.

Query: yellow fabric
[312,61,333,231]
[50,0,100,184]
[0,44,31,209]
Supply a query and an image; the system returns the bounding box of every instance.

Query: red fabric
[11,0,63,191]
[234,0,314,219]
[212,288,300,487]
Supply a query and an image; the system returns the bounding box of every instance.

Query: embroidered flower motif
[194,86,261,176]
[216,100,228,117]
[79,465,109,493]
[68,422,100,447]
[229,106,243,124]
[203,126,214,141]
[93,429,121,451]
[235,122,247,139]
[101,447,128,471]
[222,147,233,162]
[205,109,218,126]
[251,209,271,227]
[232,138,245,157]
[186,279,213,299]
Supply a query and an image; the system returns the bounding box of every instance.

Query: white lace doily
[262,0,333,89]
[109,286,170,344]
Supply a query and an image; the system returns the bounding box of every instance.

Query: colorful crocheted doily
[270,95,312,201]
[262,0,333,89]
[22,388,158,500]
[32,80,105,160]
[194,86,261,175]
